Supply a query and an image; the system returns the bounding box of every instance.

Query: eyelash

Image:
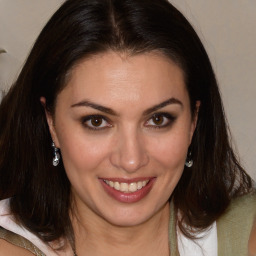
[81,113,176,131]
[145,112,176,129]
[82,115,112,131]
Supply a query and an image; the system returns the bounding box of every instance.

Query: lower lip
[100,178,155,203]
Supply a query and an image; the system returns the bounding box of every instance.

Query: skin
[249,219,256,256]
[0,240,34,256]
[42,51,199,255]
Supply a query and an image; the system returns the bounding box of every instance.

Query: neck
[72,202,171,256]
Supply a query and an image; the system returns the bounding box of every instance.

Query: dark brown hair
[0,0,252,245]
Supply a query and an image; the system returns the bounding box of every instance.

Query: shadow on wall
[0,49,21,93]
[0,90,5,102]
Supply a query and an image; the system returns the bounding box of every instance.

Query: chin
[100,204,162,228]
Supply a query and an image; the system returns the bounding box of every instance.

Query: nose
[110,129,149,173]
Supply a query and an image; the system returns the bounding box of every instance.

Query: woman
[0,0,255,255]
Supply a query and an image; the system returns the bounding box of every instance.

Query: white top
[177,221,218,256]
[0,198,217,255]
[0,199,62,256]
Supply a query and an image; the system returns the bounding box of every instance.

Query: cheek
[57,131,111,175]
[152,143,186,169]
[148,130,190,169]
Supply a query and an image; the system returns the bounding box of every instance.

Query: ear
[40,97,60,148]
[189,100,200,144]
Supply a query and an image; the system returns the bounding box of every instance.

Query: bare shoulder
[0,238,35,256]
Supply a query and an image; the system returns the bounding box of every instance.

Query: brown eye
[152,115,164,125]
[145,113,175,128]
[90,117,103,127]
[83,115,111,130]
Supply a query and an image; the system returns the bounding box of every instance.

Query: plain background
[0,0,255,180]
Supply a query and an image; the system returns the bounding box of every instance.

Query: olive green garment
[0,226,45,256]
[168,193,256,256]
[216,193,256,256]
[1,193,256,256]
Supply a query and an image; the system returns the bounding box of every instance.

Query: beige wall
[0,0,255,179]
[0,0,64,90]
[171,0,256,180]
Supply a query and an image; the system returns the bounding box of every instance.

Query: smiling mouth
[103,180,150,193]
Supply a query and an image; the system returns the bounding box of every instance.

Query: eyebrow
[71,100,117,115]
[143,98,183,116]
[71,97,183,116]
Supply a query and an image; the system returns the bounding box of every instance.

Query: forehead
[58,51,189,109]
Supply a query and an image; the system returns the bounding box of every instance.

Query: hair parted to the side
[0,0,252,245]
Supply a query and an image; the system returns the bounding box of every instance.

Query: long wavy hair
[0,0,252,246]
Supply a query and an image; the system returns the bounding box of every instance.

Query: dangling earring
[185,151,193,168]
[52,141,60,166]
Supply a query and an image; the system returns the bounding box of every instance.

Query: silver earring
[185,151,193,168]
[52,141,60,166]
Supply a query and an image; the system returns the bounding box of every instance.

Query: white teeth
[114,182,120,190]
[104,180,149,193]
[120,183,129,192]
[129,183,137,192]
[137,181,143,190]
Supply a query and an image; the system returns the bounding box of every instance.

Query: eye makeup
[80,111,177,132]
[144,112,177,129]
[81,115,112,131]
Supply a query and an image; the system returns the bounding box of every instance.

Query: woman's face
[45,51,198,227]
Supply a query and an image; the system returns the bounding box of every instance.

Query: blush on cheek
[63,141,109,173]
[152,142,187,169]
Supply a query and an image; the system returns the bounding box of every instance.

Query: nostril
[110,149,149,173]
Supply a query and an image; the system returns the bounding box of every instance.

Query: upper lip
[99,177,155,183]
